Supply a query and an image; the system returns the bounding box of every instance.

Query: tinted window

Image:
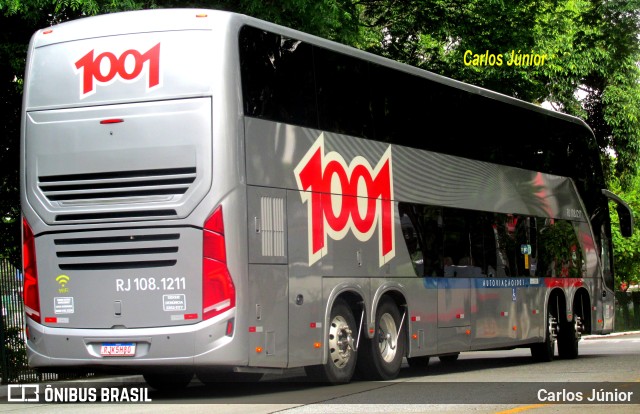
[239,25,601,218]
[239,26,317,127]
[536,219,585,278]
[315,47,374,138]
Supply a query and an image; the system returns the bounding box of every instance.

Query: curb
[582,330,640,340]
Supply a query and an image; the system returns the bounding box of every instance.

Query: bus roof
[33,8,592,136]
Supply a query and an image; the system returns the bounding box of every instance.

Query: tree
[609,172,640,290]
[0,0,363,264]
[1,0,640,268]
[357,0,640,188]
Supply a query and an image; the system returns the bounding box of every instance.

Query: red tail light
[22,218,41,323]
[202,206,235,320]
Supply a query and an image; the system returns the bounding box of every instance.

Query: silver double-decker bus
[21,8,633,388]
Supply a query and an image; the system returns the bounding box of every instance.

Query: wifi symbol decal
[56,274,70,293]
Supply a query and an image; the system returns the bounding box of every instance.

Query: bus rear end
[20,10,247,384]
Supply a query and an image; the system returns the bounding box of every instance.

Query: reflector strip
[500,311,509,317]
[100,119,124,124]
[44,317,69,324]
[249,326,264,333]
[532,309,540,314]
[203,299,231,314]
[25,306,40,318]
[170,314,198,321]
[309,322,322,328]
[411,316,420,322]
[456,313,464,319]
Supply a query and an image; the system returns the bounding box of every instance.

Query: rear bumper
[25,308,246,371]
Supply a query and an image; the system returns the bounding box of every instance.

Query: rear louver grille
[39,167,196,202]
[55,232,180,271]
[55,210,177,222]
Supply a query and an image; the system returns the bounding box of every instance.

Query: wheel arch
[322,285,368,365]
[370,284,408,343]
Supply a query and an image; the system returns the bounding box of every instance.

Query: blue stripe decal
[423,277,543,289]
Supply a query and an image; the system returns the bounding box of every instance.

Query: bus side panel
[471,278,546,350]
[286,191,324,367]
[436,278,471,353]
[404,278,438,358]
[246,186,289,367]
[247,264,288,368]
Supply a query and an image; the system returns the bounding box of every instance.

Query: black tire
[438,353,459,363]
[356,297,405,380]
[305,298,357,384]
[557,315,580,359]
[407,355,430,369]
[531,306,556,362]
[143,372,193,391]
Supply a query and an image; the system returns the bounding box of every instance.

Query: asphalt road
[2,332,639,413]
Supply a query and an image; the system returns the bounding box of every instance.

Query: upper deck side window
[239,26,317,127]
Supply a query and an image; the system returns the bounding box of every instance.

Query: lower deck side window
[398,203,587,278]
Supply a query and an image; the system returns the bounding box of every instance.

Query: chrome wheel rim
[377,313,398,363]
[328,315,354,368]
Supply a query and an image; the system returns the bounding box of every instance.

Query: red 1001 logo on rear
[294,134,395,267]
[74,43,161,98]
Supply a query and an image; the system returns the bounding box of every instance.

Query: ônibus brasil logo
[74,43,161,98]
[294,134,395,267]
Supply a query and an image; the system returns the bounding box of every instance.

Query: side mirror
[602,189,634,238]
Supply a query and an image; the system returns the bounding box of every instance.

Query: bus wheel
[558,315,582,359]
[305,298,357,384]
[531,307,557,362]
[143,372,193,392]
[407,356,430,369]
[438,353,459,363]
[357,297,405,380]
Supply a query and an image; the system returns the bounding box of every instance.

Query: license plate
[100,343,136,357]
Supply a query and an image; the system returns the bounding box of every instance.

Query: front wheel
[357,297,405,380]
[305,298,357,384]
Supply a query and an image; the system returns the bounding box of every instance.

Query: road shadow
[145,351,609,402]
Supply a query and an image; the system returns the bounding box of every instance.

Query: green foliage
[609,172,640,289]
[2,326,28,382]
[1,0,640,277]
[358,0,640,188]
